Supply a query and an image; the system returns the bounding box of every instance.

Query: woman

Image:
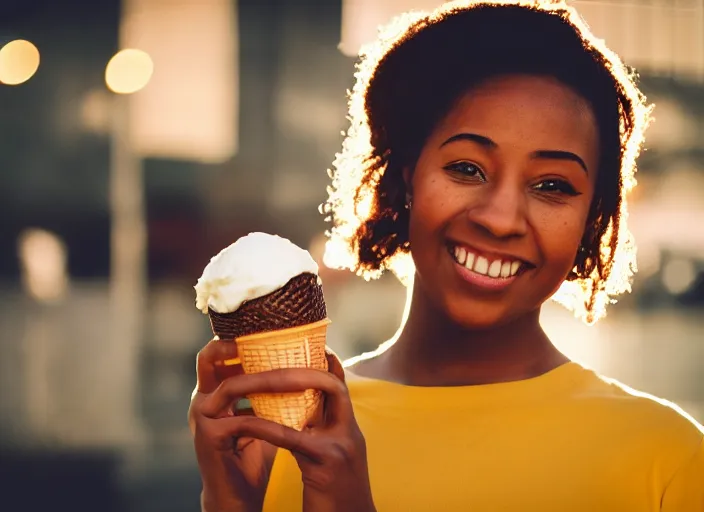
[189,1,704,510]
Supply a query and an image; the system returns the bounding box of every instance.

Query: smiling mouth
[447,243,530,279]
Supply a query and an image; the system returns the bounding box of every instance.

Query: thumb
[325,347,346,384]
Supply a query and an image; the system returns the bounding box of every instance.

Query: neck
[379,277,568,387]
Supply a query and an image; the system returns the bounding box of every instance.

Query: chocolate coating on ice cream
[208,272,326,340]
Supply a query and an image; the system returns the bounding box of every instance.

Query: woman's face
[407,74,600,329]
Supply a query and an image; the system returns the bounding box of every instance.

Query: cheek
[532,206,588,266]
[407,174,460,262]
[410,175,446,231]
[409,174,470,243]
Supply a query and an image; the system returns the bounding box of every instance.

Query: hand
[189,338,276,512]
[196,355,376,512]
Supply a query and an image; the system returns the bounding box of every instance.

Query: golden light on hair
[323,0,652,325]
[322,236,357,271]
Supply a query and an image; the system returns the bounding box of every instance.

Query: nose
[466,180,528,239]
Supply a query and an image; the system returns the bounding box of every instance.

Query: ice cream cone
[205,271,329,430]
[196,234,331,430]
[235,318,330,430]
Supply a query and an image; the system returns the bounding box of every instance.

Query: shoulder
[577,366,702,434]
[343,366,379,390]
[341,348,389,382]
[572,365,703,460]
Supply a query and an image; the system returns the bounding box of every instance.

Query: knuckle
[330,376,348,395]
[218,374,244,397]
[193,417,213,444]
[187,407,197,435]
[327,437,357,465]
[191,409,209,431]
[202,418,238,450]
[189,396,206,421]
[195,348,208,367]
[212,429,234,450]
[235,414,257,434]
[195,338,218,363]
[352,428,367,447]
[281,423,304,452]
[187,403,198,424]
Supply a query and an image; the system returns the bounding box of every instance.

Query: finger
[200,369,352,424]
[215,359,246,383]
[204,415,326,461]
[323,349,346,425]
[196,338,241,394]
[306,400,325,428]
[235,436,257,452]
[325,348,346,383]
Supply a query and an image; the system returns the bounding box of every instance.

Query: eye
[443,161,487,182]
[533,179,580,196]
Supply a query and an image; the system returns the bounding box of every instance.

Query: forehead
[435,75,599,158]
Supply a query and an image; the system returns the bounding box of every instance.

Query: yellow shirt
[263,362,704,511]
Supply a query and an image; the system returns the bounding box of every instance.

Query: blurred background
[0,0,702,509]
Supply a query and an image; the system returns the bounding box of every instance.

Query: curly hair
[322,0,652,324]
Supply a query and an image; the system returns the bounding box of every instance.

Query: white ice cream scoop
[194,232,319,314]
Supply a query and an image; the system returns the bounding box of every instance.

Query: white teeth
[457,247,467,266]
[511,261,521,276]
[474,256,489,275]
[451,245,523,279]
[465,251,475,270]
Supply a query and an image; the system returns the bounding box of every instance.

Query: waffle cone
[235,318,330,430]
[205,272,329,430]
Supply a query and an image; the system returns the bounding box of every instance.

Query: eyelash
[443,161,486,181]
[532,179,580,196]
[443,161,581,197]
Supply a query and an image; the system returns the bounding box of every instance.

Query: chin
[442,298,529,331]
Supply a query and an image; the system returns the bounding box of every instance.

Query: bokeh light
[0,39,40,85]
[17,228,69,303]
[662,258,697,295]
[105,49,154,94]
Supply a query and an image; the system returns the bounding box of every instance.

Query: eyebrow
[440,133,496,149]
[533,150,588,173]
[439,133,589,173]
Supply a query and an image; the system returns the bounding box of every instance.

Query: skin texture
[190,74,602,510]
[354,75,600,386]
